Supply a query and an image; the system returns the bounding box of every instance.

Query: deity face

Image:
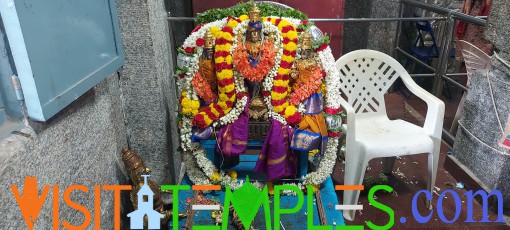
[203,48,214,60]
[247,29,261,43]
[301,49,313,60]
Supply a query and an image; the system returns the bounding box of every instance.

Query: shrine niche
[175,3,344,191]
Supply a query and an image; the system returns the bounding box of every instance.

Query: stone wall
[0,0,178,228]
[0,74,130,229]
[452,0,510,213]
[115,0,180,186]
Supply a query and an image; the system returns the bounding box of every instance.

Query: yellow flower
[284,42,297,51]
[217,69,233,80]
[278,20,290,30]
[277,67,291,75]
[222,32,233,40]
[321,83,326,95]
[181,90,188,97]
[215,44,231,52]
[270,18,277,25]
[284,30,298,40]
[227,20,238,28]
[202,113,213,125]
[225,55,233,64]
[210,171,221,181]
[309,149,319,157]
[271,91,288,100]
[284,105,297,117]
[281,55,295,64]
[217,101,228,110]
[223,83,235,92]
[312,184,320,194]
[218,93,230,102]
[210,27,222,38]
[227,170,237,180]
[210,107,220,117]
[273,102,289,113]
[215,57,226,63]
[239,15,249,21]
[262,17,268,21]
[273,79,287,87]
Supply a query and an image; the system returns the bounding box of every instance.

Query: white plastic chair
[334,50,445,221]
[450,40,491,134]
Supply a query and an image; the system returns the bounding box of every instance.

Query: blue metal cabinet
[0,0,124,121]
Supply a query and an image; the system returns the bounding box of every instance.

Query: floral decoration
[289,66,324,105]
[232,40,277,82]
[177,14,344,193]
[191,72,217,103]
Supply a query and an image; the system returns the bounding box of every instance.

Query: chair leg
[343,148,369,221]
[382,157,396,175]
[426,141,441,210]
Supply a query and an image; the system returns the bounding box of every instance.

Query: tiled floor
[331,91,510,229]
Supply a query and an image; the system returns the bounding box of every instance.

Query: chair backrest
[335,50,411,114]
[458,40,491,79]
[414,20,440,56]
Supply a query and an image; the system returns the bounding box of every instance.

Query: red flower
[262,90,270,97]
[328,131,342,138]
[226,91,236,98]
[283,50,296,56]
[226,101,234,108]
[222,27,233,35]
[281,25,294,33]
[280,61,293,69]
[286,112,302,124]
[192,115,206,128]
[316,43,328,52]
[214,51,230,58]
[184,47,195,53]
[192,24,204,33]
[275,19,282,25]
[302,20,308,25]
[272,86,288,93]
[297,28,303,32]
[325,107,342,115]
[196,38,205,47]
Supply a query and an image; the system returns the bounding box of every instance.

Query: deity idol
[191,31,219,141]
[289,31,328,155]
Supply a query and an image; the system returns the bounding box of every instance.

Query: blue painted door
[0,0,124,121]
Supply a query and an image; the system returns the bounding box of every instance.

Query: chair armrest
[401,75,445,139]
[338,96,356,139]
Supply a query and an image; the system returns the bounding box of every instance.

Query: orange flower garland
[289,67,324,105]
[192,72,217,103]
[192,19,238,128]
[232,40,277,82]
[266,17,301,124]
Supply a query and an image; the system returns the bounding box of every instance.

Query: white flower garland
[317,46,342,110]
[178,18,343,193]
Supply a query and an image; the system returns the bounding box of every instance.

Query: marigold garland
[232,40,277,82]
[289,66,324,105]
[191,72,217,103]
[193,19,237,129]
[266,17,301,124]
[180,90,200,116]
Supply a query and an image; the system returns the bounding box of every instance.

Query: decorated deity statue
[200,30,217,93]
[192,30,218,105]
[289,31,328,156]
[244,5,269,121]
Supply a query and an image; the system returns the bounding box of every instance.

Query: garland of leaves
[196,2,307,25]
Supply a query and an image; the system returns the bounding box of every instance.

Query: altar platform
[170,153,346,229]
